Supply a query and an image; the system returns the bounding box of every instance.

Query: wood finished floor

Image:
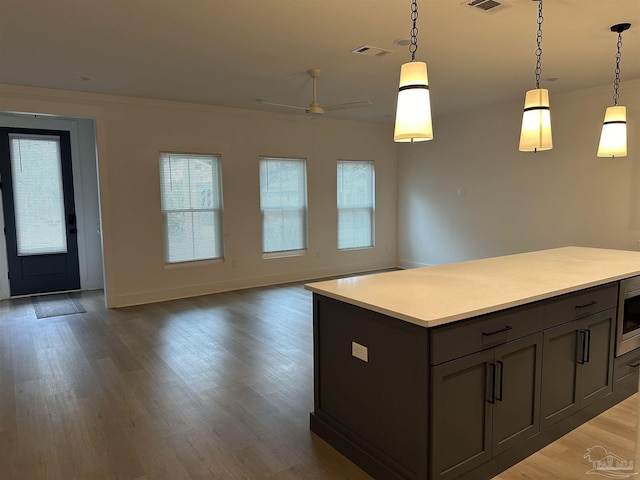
[0,283,637,480]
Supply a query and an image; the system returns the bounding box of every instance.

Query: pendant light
[393,0,433,143]
[519,0,552,152]
[597,23,631,158]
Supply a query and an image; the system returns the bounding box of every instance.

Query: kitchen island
[305,247,640,480]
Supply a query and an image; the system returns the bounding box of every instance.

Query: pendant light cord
[409,0,418,62]
[534,0,544,89]
[612,31,623,106]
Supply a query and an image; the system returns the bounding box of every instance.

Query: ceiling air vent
[351,45,393,57]
[464,0,510,14]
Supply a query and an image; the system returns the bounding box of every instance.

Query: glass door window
[9,134,67,256]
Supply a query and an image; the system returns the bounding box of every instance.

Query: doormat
[32,293,86,319]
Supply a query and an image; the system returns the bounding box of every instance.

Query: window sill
[164,257,224,269]
[262,249,307,260]
[338,245,374,252]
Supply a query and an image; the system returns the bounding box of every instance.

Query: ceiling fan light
[519,88,552,152]
[394,61,433,143]
[597,105,627,157]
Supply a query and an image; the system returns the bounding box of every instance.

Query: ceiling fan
[257,68,373,115]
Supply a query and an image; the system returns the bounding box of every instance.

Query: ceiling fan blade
[323,101,373,111]
[256,99,307,110]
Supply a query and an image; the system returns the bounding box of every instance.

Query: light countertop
[305,246,640,328]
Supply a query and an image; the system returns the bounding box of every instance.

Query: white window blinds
[10,134,68,256]
[259,157,307,255]
[159,153,224,263]
[337,160,375,250]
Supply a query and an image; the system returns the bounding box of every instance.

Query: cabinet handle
[488,363,496,404]
[482,326,513,337]
[577,330,585,364]
[575,300,597,309]
[496,360,504,402]
[585,329,591,364]
[630,362,640,369]
[578,330,589,365]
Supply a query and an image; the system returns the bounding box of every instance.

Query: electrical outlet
[352,341,368,362]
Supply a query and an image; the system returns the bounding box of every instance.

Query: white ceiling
[0,0,638,124]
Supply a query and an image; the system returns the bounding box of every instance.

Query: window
[337,160,375,250]
[259,157,307,256]
[159,153,223,263]
[10,134,67,256]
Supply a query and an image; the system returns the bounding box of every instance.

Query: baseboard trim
[110,261,396,307]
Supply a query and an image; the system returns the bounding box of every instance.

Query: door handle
[496,360,504,402]
[68,213,77,234]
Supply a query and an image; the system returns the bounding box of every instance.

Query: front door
[0,127,80,296]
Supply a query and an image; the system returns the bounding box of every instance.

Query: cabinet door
[540,321,580,429]
[493,332,542,455]
[579,308,615,408]
[431,349,493,480]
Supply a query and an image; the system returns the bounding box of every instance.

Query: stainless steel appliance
[616,275,640,356]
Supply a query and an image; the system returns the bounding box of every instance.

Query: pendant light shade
[519,0,552,153]
[393,0,433,143]
[597,106,627,157]
[519,88,552,152]
[394,61,433,143]
[597,23,631,158]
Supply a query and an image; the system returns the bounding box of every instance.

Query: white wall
[398,79,640,268]
[0,112,104,298]
[0,85,397,307]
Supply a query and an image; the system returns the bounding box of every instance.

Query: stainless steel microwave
[616,275,640,357]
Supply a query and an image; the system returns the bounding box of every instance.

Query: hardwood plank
[495,392,639,479]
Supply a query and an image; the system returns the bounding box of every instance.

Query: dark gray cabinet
[540,308,616,429]
[493,334,543,455]
[540,320,580,428]
[312,295,430,480]
[614,349,640,397]
[431,349,492,480]
[310,281,634,480]
[580,309,616,407]
[431,333,543,480]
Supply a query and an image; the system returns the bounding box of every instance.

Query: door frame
[0,114,103,299]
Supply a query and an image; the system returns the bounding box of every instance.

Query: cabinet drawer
[544,283,618,329]
[430,303,544,365]
[614,349,640,383]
